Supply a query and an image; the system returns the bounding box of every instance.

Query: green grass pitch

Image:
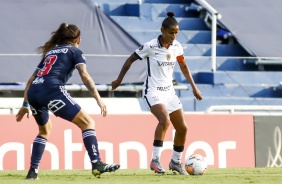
[1,168,282,184]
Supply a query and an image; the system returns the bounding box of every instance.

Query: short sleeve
[176,43,185,62]
[134,44,150,60]
[73,48,86,65]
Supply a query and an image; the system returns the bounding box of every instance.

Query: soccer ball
[185,153,207,175]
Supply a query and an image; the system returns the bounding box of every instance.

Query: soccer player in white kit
[112,12,202,175]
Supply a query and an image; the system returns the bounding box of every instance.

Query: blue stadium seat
[100,3,139,16]
[110,16,208,31]
[127,30,211,44]
[193,97,282,111]
[92,0,139,3]
[143,0,193,3]
[181,44,249,56]
[174,57,258,74]
[178,84,278,98]
[179,97,282,112]
[196,71,282,85]
[139,3,192,19]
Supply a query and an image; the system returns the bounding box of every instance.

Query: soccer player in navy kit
[16,23,120,179]
[112,12,202,175]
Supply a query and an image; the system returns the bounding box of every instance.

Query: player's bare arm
[178,60,202,100]
[111,53,138,90]
[76,64,99,97]
[16,68,39,122]
[76,64,107,116]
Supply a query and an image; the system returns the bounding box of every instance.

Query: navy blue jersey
[29,44,86,90]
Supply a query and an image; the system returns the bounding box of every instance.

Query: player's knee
[72,110,95,130]
[85,118,95,128]
[38,121,52,139]
[159,119,170,129]
[77,116,95,130]
[38,129,51,139]
[177,124,188,135]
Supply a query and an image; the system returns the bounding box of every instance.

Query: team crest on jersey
[166,54,171,61]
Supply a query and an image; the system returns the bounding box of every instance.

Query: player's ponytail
[37,23,80,57]
[162,12,178,29]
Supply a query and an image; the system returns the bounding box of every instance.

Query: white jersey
[134,36,184,95]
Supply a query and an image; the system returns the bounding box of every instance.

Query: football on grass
[185,153,207,175]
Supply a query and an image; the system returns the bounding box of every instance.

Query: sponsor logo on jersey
[32,77,44,84]
[157,85,171,91]
[46,48,68,55]
[156,60,175,67]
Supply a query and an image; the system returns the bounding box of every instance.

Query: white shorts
[143,91,182,114]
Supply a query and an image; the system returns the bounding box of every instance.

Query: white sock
[152,146,162,160]
[172,150,182,164]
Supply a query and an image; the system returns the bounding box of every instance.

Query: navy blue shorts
[27,86,81,126]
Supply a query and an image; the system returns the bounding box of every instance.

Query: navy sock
[30,136,47,169]
[82,129,100,163]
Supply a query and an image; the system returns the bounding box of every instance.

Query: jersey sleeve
[73,48,86,65]
[176,43,185,62]
[134,44,150,60]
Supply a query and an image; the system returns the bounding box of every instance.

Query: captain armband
[176,55,185,62]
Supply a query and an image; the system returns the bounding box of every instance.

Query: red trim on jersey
[177,55,185,62]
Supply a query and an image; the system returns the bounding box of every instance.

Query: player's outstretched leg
[26,166,39,180]
[150,158,165,174]
[92,161,120,178]
[169,159,188,175]
[25,135,47,180]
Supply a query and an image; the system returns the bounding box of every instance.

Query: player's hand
[97,100,107,117]
[193,88,202,101]
[16,106,30,122]
[111,80,121,90]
